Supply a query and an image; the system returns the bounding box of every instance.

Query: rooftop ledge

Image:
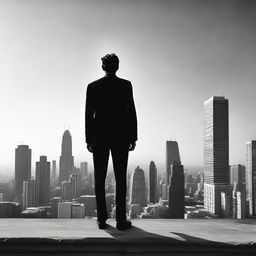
[0,219,256,255]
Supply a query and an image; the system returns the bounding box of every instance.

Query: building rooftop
[0,219,255,255]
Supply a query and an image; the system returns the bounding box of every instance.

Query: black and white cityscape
[0,95,255,220]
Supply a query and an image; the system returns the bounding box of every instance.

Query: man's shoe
[116,220,132,231]
[97,220,107,230]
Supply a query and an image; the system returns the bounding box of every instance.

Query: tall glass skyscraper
[36,156,50,206]
[130,166,146,207]
[169,163,184,218]
[15,145,31,201]
[51,160,57,182]
[22,180,36,210]
[246,140,256,216]
[203,96,232,216]
[230,164,246,192]
[59,130,74,184]
[149,161,157,203]
[166,140,180,185]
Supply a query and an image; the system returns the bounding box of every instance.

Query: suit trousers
[92,143,129,222]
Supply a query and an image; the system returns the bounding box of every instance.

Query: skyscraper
[22,180,36,210]
[51,160,57,182]
[80,162,88,178]
[70,174,78,199]
[59,130,74,184]
[169,163,184,218]
[203,96,231,216]
[61,181,72,201]
[149,161,158,203]
[130,166,146,207]
[230,164,246,192]
[15,145,31,200]
[246,140,256,216]
[166,141,180,185]
[36,156,50,206]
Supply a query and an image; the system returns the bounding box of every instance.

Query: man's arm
[127,82,138,150]
[85,83,95,152]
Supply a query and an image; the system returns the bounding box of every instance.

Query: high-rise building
[203,96,231,216]
[166,141,180,185]
[59,130,74,184]
[80,162,88,178]
[246,141,256,216]
[70,174,78,199]
[130,166,146,207]
[15,145,31,201]
[149,161,158,203]
[230,164,246,192]
[51,160,57,182]
[61,181,72,201]
[22,180,36,210]
[236,191,246,219]
[169,163,184,218]
[220,190,232,217]
[35,156,50,206]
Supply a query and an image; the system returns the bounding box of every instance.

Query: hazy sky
[1,0,256,177]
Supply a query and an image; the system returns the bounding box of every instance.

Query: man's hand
[87,143,93,153]
[129,142,136,151]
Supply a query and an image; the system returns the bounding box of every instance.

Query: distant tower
[149,161,157,203]
[61,181,72,201]
[80,162,88,178]
[246,141,256,216]
[203,96,232,216]
[130,166,146,207]
[22,180,36,210]
[15,145,31,201]
[51,160,57,182]
[230,164,246,192]
[70,174,78,199]
[166,141,180,185]
[36,156,50,206]
[169,162,184,218]
[59,130,74,184]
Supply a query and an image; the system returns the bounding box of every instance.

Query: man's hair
[101,53,119,73]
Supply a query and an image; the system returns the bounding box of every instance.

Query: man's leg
[111,145,129,223]
[93,145,109,222]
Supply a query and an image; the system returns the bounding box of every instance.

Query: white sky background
[1,0,256,178]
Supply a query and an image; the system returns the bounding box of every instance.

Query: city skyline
[1,0,256,175]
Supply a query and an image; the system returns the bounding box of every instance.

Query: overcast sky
[1,0,256,178]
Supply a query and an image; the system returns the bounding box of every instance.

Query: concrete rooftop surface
[0,219,256,255]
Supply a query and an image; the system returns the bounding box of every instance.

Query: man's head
[101,53,119,73]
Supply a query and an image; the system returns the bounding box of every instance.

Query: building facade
[130,166,146,207]
[36,156,50,206]
[203,96,231,216]
[22,180,36,210]
[230,164,246,192]
[59,130,74,184]
[169,163,184,218]
[15,145,31,201]
[166,141,180,185]
[149,161,158,203]
[246,140,256,216]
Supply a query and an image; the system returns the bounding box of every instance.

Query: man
[85,53,137,230]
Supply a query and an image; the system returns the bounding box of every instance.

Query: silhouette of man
[85,53,137,230]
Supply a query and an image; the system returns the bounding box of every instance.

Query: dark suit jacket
[85,74,137,146]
